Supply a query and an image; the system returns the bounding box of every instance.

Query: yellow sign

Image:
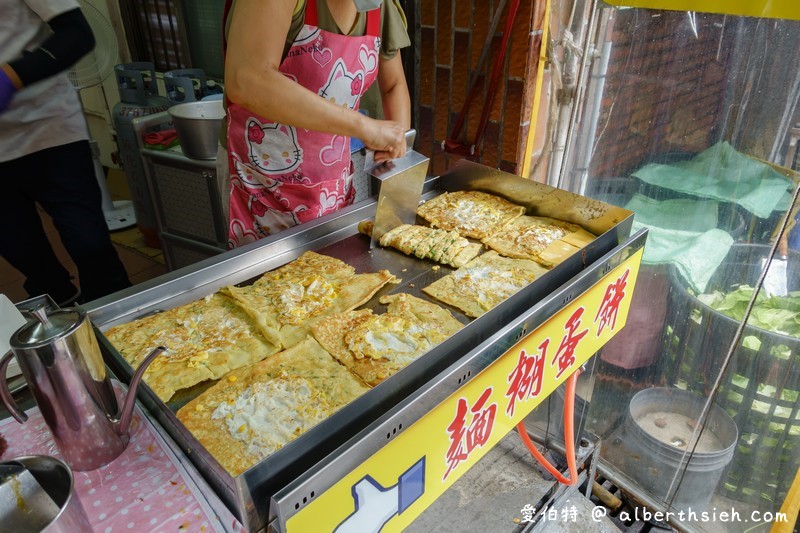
[288,249,643,532]
[602,0,800,21]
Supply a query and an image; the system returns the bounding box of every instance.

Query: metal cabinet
[140,147,228,271]
[131,111,228,271]
[141,148,228,270]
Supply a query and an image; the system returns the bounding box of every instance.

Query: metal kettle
[0,305,164,471]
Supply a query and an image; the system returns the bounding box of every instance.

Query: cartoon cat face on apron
[226,1,381,248]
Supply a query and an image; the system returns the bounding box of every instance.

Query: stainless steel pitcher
[0,305,163,471]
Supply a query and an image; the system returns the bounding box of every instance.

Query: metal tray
[86,160,635,531]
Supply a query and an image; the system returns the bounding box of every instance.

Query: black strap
[9,8,95,87]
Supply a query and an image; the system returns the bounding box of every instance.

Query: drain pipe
[546,30,582,188]
[569,9,613,197]
[546,0,598,190]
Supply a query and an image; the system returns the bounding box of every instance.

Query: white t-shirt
[0,0,88,163]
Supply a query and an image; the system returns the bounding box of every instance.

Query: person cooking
[223,0,411,248]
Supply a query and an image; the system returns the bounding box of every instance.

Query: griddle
[85,160,640,531]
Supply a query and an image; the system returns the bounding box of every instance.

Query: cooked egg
[212,378,331,459]
[266,274,339,325]
[345,315,434,365]
[512,225,568,252]
[454,264,532,310]
[453,199,504,231]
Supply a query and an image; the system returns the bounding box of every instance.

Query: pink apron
[226,1,381,248]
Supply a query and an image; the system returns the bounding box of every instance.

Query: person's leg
[34,141,131,302]
[0,153,79,304]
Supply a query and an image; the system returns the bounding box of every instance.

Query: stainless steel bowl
[0,456,92,532]
[168,100,225,160]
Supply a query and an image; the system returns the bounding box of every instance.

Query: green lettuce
[698,285,800,339]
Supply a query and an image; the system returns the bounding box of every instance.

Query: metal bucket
[623,387,737,509]
[168,100,225,160]
[0,456,92,532]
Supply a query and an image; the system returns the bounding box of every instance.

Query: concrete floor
[406,428,621,533]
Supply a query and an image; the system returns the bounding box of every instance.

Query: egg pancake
[220,251,396,349]
[376,224,482,268]
[311,293,463,386]
[357,221,482,268]
[103,293,280,402]
[391,225,430,255]
[427,229,461,263]
[417,191,525,240]
[177,337,369,477]
[482,215,596,267]
[422,251,548,317]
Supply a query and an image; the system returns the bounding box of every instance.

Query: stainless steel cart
[85,160,644,532]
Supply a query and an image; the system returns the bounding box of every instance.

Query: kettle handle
[0,351,28,423]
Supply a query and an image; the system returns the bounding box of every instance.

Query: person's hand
[361,117,407,163]
[0,66,18,113]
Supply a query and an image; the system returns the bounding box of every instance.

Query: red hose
[517,368,581,486]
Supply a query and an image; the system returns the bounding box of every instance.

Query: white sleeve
[24,0,80,22]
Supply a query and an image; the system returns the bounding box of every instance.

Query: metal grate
[350,149,371,203]
[180,0,225,79]
[168,242,219,270]
[120,0,190,72]
[150,162,225,245]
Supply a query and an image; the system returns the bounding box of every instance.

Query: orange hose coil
[516,368,581,486]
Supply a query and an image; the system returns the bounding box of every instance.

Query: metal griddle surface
[316,230,472,321]
[163,229,472,412]
[89,162,634,531]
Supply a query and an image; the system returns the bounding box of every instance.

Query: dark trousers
[0,140,131,304]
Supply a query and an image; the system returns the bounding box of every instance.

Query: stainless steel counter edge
[83,195,390,328]
[269,228,648,530]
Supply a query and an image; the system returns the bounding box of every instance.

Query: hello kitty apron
[226,1,381,248]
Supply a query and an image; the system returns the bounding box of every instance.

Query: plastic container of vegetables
[661,244,800,505]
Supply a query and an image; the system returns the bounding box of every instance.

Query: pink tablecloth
[0,403,244,532]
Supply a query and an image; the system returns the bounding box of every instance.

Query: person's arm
[225,0,405,156]
[377,53,410,129]
[0,7,95,111]
[374,52,410,162]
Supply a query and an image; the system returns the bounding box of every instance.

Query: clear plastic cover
[556,4,800,529]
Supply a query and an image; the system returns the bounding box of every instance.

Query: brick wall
[589,10,734,179]
[415,0,546,176]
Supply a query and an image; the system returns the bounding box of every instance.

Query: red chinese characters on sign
[505,340,548,417]
[443,387,497,480]
[551,307,589,379]
[594,269,629,336]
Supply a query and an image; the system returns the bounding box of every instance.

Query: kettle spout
[115,346,166,436]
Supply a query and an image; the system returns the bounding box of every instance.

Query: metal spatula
[366,130,430,249]
[0,462,61,531]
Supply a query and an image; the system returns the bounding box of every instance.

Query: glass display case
[554,2,800,530]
